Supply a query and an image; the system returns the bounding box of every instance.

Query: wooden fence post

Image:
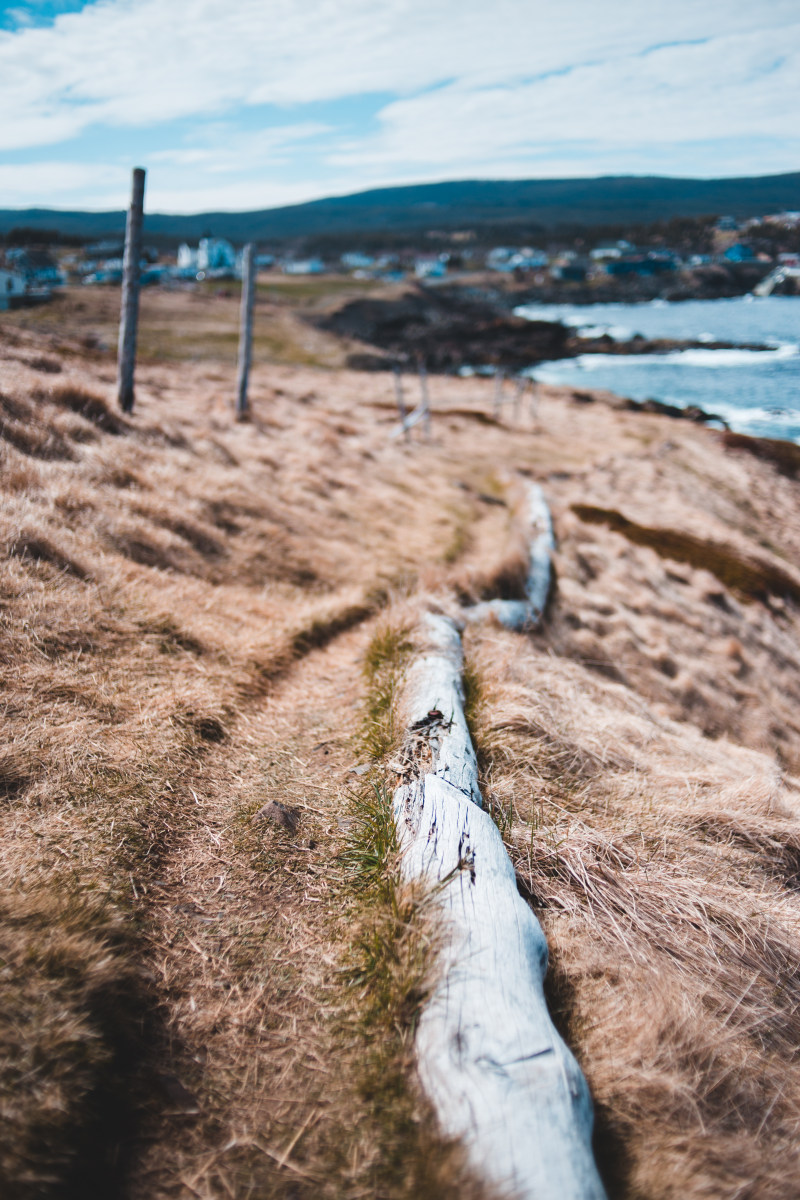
[493,369,504,420]
[529,377,540,422]
[419,364,432,439]
[236,242,255,421]
[513,375,524,424]
[117,167,145,414]
[393,365,410,440]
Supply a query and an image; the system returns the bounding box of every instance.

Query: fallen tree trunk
[393,613,605,1200]
[466,482,554,631]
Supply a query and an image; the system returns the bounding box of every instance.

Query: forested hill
[1,172,798,244]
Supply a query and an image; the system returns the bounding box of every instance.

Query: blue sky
[0,0,798,212]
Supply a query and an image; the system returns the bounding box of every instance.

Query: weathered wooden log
[236,242,255,420]
[117,167,145,414]
[466,482,555,630]
[393,613,604,1200]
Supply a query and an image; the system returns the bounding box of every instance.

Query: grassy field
[2,303,800,1199]
[1,276,388,370]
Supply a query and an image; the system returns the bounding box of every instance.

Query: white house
[341,252,374,270]
[283,257,325,275]
[177,243,198,270]
[414,254,446,279]
[197,238,236,274]
[486,246,548,272]
[0,268,25,310]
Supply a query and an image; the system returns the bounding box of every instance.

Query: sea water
[514,295,800,443]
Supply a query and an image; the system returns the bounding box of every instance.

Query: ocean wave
[540,345,799,372]
[575,324,635,341]
[671,345,799,366]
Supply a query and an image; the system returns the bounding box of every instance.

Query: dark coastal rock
[621,397,728,427]
[316,287,570,373]
[573,334,768,356]
[319,283,773,376]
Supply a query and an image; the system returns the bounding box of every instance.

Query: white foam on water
[535,346,799,375]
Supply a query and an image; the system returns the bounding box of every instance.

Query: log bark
[393,613,604,1200]
[466,482,555,630]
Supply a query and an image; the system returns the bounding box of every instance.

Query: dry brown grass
[464,612,800,1198]
[1,305,800,1198]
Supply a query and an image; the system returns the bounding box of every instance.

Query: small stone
[254,800,300,834]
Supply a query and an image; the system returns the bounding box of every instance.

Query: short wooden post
[513,376,524,424]
[419,364,432,439]
[236,242,255,421]
[529,377,540,422]
[117,167,145,414]
[493,369,504,420]
[393,365,410,440]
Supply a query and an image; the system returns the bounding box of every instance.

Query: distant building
[590,246,623,261]
[177,243,198,270]
[765,211,800,228]
[550,261,587,282]
[5,247,63,290]
[414,255,446,279]
[197,238,236,274]
[85,239,124,257]
[0,267,26,309]
[486,246,548,272]
[715,215,739,231]
[341,252,374,270]
[175,238,237,277]
[605,251,677,276]
[722,243,755,263]
[283,257,325,275]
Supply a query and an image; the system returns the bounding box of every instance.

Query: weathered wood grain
[393,612,604,1200]
[117,167,145,414]
[466,482,555,631]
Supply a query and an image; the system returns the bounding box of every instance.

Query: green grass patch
[358,623,414,762]
[325,621,485,1197]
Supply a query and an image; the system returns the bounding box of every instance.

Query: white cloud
[0,0,798,209]
[0,160,129,206]
[328,28,800,172]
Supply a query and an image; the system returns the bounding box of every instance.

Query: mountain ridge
[1,171,798,244]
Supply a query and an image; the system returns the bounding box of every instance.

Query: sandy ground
[2,300,800,1199]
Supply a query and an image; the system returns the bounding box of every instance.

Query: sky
[0,0,798,213]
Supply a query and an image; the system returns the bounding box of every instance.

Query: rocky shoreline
[317,283,771,376]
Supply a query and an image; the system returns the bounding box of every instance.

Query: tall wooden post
[236,242,255,421]
[117,167,145,414]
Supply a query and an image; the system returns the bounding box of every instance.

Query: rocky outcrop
[315,287,570,373]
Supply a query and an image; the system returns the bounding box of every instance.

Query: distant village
[2,210,799,310]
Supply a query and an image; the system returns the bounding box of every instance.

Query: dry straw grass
[465,602,800,1197]
[2,303,800,1198]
